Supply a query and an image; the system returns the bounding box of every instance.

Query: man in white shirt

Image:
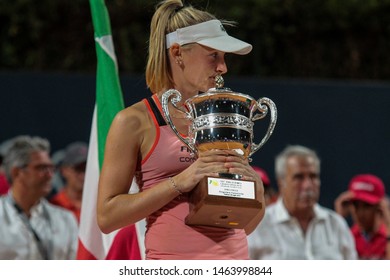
[0,135,78,259]
[248,145,357,259]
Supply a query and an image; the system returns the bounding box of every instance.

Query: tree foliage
[1,0,390,79]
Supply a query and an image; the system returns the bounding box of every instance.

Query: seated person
[335,174,390,259]
[248,145,357,259]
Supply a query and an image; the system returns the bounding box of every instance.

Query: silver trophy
[161,76,277,228]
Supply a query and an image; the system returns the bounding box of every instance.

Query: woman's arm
[96,103,247,233]
[97,104,181,233]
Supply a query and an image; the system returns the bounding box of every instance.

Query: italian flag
[77,0,144,260]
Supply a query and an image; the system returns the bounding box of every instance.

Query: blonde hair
[146,0,217,93]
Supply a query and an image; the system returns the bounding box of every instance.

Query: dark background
[1,0,390,210]
[2,0,390,80]
[1,72,389,209]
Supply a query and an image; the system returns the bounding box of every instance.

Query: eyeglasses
[23,164,56,173]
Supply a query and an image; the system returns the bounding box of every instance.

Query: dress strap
[145,95,166,127]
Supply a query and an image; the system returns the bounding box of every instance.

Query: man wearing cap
[335,174,390,259]
[50,142,88,223]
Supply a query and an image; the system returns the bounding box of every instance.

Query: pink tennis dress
[137,95,249,260]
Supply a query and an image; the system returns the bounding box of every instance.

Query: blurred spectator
[0,139,12,195]
[50,142,88,223]
[252,166,278,206]
[248,145,357,259]
[47,148,66,199]
[334,174,390,259]
[0,166,9,196]
[384,197,390,260]
[0,135,78,259]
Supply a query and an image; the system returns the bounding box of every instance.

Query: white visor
[166,19,252,55]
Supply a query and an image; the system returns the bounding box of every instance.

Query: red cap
[348,174,385,205]
[252,166,270,187]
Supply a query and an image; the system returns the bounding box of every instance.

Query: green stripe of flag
[89,0,124,169]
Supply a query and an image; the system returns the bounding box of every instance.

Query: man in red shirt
[335,174,390,259]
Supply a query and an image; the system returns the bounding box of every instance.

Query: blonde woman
[97,0,265,260]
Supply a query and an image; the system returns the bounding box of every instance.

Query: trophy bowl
[161,77,277,228]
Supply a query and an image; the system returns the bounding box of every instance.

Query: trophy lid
[189,75,255,104]
[206,75,233,93]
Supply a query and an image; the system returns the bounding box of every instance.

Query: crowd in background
[0,136,86,259]
[0,136,389,260]
[249,145,390,260]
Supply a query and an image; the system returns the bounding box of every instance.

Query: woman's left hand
[223,150,262,183]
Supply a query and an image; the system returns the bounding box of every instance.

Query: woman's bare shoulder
[109,99,156,157]
[113,100,149,128]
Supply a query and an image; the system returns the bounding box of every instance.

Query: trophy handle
[250,97,277,157]
[161,89,197,155]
